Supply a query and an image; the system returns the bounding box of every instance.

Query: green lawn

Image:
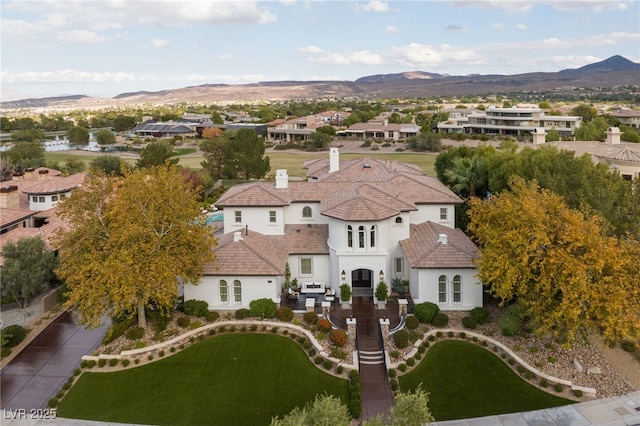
[57,334,348,426]
[399,340,574,421]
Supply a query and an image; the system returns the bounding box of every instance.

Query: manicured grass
[58,334,348,426]
[399,340,573,421]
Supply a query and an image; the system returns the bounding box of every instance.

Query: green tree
[210,111,224,125]
[407,132,441,152]
[389,385,434,426]
[11,117,36,130]
[61,158,86,175]
[545,128,560,142]
[55,166,217,329]
[538,101,552,109]
[90,155,128,176]
[574,116,609,141]
[136,141,178,168]
[468,177,640,345]
[571,104,597,122]
[95,129,116,145]
[224,129,270,180]
[6,141,45,168]
[112,115,137,132]
[11,129,45,142]
[0,237,58,308]
[269,393,351,426]
[307,132,331,151]
[0,156,15,181]
[201,136,227,181]
[443,155,488,198]
[68,126,90,146]
[316,125,336,136]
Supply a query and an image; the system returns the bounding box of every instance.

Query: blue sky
[1,0,639,99]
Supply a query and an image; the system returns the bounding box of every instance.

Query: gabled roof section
[277,224,329,255]
[400,222,478,269]
[321,183,415,221]
[316,157,423,183]
[215,182,289,207]
[204,230,288,276]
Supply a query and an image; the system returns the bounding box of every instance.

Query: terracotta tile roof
[216,183,289,207]
[277,224,329,255]
[204,229,288,276]
[22,176,81,195]
[0,208,37,228]
[321,184,415,221]
[400,222,478,269]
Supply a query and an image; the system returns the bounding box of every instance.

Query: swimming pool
[205,213,223,225]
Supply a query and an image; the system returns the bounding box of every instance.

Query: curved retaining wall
[387,328,597,398]
[82,320,359,373]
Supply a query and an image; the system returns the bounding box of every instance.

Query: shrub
[275,307,294,322]
[621,340,637,352]
[462,315,477,329]
[317,318,332,333]
[540,378,549,388]
[499,313,521,336]
[554,383,563,392]
[315,332,325,341]
[147,309,172,332]
[428,335,435,341]
[86,360,96,369]
[323,359,333,370]
[393,330,410,349]
[458,332,466,339]
[249,298,277,319]
[1,325,27,347]
[470,307,490,324]
[183,299,210,317]
[432,313,449,327]
[109,358,118,367]
[73,368,81,376]
[98,359,106,368]
[176,316,191,328]
[405,315,420,330]
[206,311,219,322]
[390,379,399,391]
[390,350,400,359]
[447,331,454,338]
[388,369,397,378]
[573,389,583,397]
[125,326,145,340]
[1,347,11,358]
[412,302,439,323]
[235,309,251,320]
[48,399,58,408]
[303,312,318,324]
[336,365,344,374]
[406,358,415,367]
[331,347,347,360]
[329,329,348,347]
[122,359,130,367]
[159,350,165,357]
[398,363,407,372]
[547,355,557,363]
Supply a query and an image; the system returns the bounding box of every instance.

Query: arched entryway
[351,268,373,297]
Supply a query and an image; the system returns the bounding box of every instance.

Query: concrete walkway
[1,311,108,411]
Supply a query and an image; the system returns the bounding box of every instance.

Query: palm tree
[443,155,488,197]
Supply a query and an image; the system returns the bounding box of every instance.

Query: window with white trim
[395,216,403,225]
[234,210,242,223]
[370,225,376,248]
[302,206,312,218]
[269,210,276,223]
[39,196,45,202]
[394,257,404,275]
[300,258,312,276]
[438,275,447,304]
[347,225,353,248]
[453,275,462,303]
[358,226,365,248]
[52,195,58,201]
[219,280,228,303]
[233,280,242,304]
[440,207,447,221]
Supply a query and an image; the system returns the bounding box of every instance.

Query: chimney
[23,167,35,179]
[329,147,340,173]
[532,128,546,145]
[275,169,288,189]
[605,127,621,145]
[12,171,24,181]
[437,233,448,244]
[38,169,49,180]
[233,231,243,242]
[0,186,20,209]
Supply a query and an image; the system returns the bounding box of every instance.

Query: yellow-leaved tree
[468,177,640,346]
[54,165,216,328]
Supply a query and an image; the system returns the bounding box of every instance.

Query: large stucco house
[184,149,483,311]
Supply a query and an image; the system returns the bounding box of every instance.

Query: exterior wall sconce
[379,270,384,280]
[341,270,346,280]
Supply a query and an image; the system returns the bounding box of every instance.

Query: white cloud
[449,0,633,12]
[492,23,505,30]
[449,1,534,12]
[516,24,528,30]
[358,0,390,12]
[57,30,112,44]
[549,0,634,12]
[219,54,233,61]
[151,38,171,48]
[298,45,325,54]
[1,69,137,84]
[445,24,466,31]
[385,25,399,34]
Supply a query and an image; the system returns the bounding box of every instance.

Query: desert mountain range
[2,55,639,110]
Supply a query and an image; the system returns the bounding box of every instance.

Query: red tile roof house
[0,167,84,265]
[184,148,483,312]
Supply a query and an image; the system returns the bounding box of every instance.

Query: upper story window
[302,206,312,218]
[347,225,353,248]
[440,208,447,221]
[234,211,242,223]
[358,226,365,249]
[394,216,403,225]
[52,195,58,202]
[269,210,276,223]
[370,225,376,248]
[39,196,45,202]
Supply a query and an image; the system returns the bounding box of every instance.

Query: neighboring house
[184,149,483,311]
[610,109,640,130]
[266,111,348,143]
[0,167,84,265]
[132,120,199,138]
[551,127,640,180]
[337,118,420,141]
[438,106,582,138]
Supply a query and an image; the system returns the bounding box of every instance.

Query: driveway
[1,311,108,410]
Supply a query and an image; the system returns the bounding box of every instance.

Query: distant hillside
[2,55,638,110]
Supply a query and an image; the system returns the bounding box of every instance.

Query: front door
[352,269,373,288]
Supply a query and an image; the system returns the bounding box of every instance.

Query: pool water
[206,213,223,225]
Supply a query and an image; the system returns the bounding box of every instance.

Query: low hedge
[1,324,27,348]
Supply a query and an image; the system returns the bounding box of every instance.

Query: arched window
[233,280,242,304]
[358,226,365,248]
[219,280,228,303]
[302,206,312,218]
[395,216,403,225]
[438,275,447,304]
[370,225,376,248]
[347,225,353,248]
[453,275,462,303]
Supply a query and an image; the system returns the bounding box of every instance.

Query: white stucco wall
[184,275,281,311]
[223,206,285,235]
[410,205,455,228]
[412,268,482,310]
[287,255,330,285]
[283,202,327,225]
